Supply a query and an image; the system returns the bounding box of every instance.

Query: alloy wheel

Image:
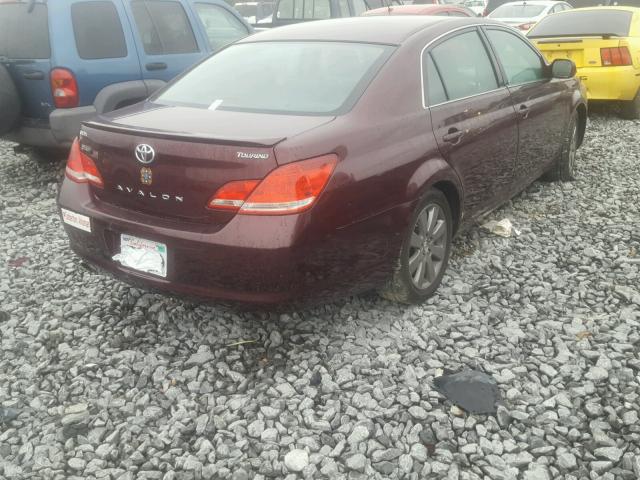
[408,203,448,290]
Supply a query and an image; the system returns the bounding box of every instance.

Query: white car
[463,0,487,16]
[487,0,572,32]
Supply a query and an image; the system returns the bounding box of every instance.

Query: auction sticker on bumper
[61,208,91,233]
[112,234,167,278]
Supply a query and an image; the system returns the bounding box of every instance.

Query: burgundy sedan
[58,17,586,305]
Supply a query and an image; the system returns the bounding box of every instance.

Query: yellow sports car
[528,7,640,118]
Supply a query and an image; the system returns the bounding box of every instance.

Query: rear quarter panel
[48,0,144,107]
[274,35,462,232]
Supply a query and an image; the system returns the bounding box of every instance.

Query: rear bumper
[3,106,97,148]
[577,66,640,101]
[57,180,405,305]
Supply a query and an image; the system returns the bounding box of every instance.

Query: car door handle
[519,104,530,119]
[23,70,44,80]
[146,62,167,71]
[443,129,464,144]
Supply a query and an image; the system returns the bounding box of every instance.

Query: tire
[379,189,453,304]
[620,90,640,120]
[547,111,578,182]
[0,64,21,135]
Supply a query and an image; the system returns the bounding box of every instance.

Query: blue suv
[0,0,251,153]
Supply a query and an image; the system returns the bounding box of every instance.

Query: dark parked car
[58,17,587,305]
[0,0,251,154]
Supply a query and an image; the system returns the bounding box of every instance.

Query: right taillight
[207,154,337,215]
[50,68,79,108]
[65,138,104,188]
[601,47,632,67]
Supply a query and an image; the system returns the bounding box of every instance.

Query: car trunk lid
[0,1,54,120]
[532,37,630,68]
[81,104,335,226]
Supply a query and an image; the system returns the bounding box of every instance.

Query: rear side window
[528,10,632,37]
[424,54,447,105]
[71,2,127,59]
[487,29,544,84]
[0,3,50,59]
[430,30,498,102]
[195,3,248,51]
[131,0,198,54]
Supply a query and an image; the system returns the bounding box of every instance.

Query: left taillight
[601,46,633,67]
[207,154,337,215]
[65,138,104,188]
[50,68,79,108]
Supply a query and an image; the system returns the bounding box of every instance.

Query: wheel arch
[406,158,464,235]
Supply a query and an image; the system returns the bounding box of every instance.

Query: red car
[58,17,586,305]
[363,4,475,16]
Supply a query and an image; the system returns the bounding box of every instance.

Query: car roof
[364,5,467,15]
[238,16,487,45]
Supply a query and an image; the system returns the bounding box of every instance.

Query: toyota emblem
[135,144,155,164]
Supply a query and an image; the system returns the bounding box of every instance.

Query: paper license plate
[61,208,91,233]
[112,234,167,278]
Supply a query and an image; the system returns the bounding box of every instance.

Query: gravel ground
[1,110,639,480]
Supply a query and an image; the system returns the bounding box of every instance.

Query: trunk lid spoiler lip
[81,120,286,148]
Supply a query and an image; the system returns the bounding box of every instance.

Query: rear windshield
[528,10,632,37]
[489,4,546,17]
[0,3,50,59]
[155,42,394,115]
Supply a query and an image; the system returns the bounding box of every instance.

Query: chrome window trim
[420,24,498,109]
[428,86,508,109]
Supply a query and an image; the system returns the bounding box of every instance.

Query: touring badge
[140,167,153,185]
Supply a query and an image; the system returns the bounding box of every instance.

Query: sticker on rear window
[208,99,223,111]
[61,208,91,233]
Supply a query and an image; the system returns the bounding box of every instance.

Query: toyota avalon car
[58,17,587,305]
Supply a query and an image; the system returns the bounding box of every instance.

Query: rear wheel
[0,64,21,135]
[379,189,452,304]
[620,90,640,120]
[547,111,578,182]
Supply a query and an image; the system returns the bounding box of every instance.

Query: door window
[0,3,50,59]
[423,54,448,105]
[71,1,127,59]
[194,3,248,51]
[429,30,498,102]
[486,29,545,85]
[131,0,199,55]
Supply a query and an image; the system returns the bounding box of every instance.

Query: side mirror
[551,58,576,79]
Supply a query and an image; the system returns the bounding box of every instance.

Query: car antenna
[27,0,37,13]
